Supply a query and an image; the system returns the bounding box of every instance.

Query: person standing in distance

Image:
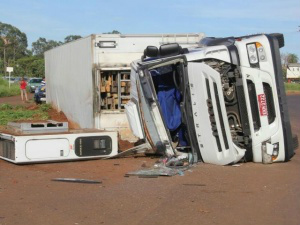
[20,77,28,102]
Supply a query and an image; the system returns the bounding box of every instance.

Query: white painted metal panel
[188,63,245,165]
[125,101,144,139]
[45,36,94,128]
[94,33,205,68]
[0,131,118,164]
[25,138,70,159]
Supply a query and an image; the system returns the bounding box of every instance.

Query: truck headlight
[247,42,267,67]
[247,43,258,65]
[256,42,267,62]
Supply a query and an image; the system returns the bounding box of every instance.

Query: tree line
[0,22,82,78]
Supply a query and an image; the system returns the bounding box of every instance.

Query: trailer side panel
[45,36,94,128]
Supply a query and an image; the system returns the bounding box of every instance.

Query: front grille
[236,81,251,136]
[263,83,276,124]
[206,78,211,98]
[213,83,229,150]
[247,80,261,130]
[0,139,15,160]
[206,79,222,152]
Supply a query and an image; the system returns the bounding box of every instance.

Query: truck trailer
[125,33,298,165]
[45,33,205,141]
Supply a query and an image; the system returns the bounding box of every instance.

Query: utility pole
[3,47,6,75]
[6,67,13,88]
[0,46,6,76]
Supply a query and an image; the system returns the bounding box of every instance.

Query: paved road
[0,95,299,225]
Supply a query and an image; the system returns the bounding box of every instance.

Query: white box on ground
[0,130,118,164]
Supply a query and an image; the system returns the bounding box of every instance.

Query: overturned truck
[126,33,298,165]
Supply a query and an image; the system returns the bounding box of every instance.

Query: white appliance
[0,130,118,164]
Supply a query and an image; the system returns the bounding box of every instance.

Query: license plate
[258,94,268,116]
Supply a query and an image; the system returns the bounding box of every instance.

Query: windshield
[30,79,42,83]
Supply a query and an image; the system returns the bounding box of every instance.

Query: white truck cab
[126,33,297,165]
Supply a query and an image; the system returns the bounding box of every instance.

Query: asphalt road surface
[0,95,299,225]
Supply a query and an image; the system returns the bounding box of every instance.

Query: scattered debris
[7,120,68,134]
[126,166,179,177]
[126,156,191,177]
[105,143,151,159]
[232,164,242,167]
[52,178,102,184]
[138,175,159,178]
[141,161,148,168]
[178,170,185,176]
[182,184,206,187]
[118,139,136,151]
[199,209,210,213]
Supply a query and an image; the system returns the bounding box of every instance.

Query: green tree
[104,30,121,34]
[14,56,44,77]
[32,37,62,56]
[287,53,299,64]
[0,22,28,74]
[64,35,82,43]
[30,58,44,77]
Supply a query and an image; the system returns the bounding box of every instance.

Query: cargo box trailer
[45,33,205,141]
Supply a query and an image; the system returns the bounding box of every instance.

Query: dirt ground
[0,93,35,106]
[0,95,299,225]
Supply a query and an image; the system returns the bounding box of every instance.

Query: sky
[0,0,299,57]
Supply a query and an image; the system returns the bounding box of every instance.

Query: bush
[14,105,26,110]
[39,103,52,112]
[285,83,300,92]
[0,79,20,97]
[0,103,13,110]
[0,104,50,125]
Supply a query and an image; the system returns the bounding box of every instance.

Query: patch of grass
[0,103,50,125]
[39,103,52,112]
[285,83,300,92]
[14,105,26,110]
[0,79,20,97]
[0,103,13,110]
